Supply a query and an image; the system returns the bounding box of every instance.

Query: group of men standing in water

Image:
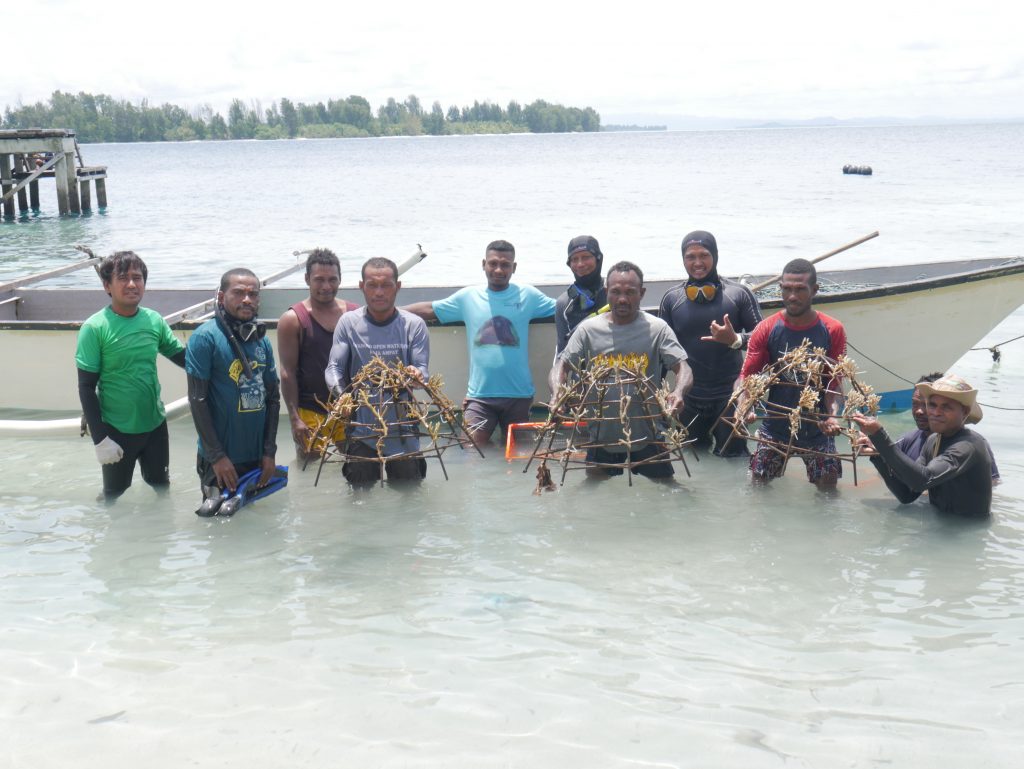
[75,233,997,517]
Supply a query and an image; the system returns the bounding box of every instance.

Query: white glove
[94,436,124,465]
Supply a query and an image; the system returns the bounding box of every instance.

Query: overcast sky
[5,0,1021,123]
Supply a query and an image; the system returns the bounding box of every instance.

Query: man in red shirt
[736,258,846,488]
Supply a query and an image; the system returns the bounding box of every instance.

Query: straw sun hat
[916,374,983,424]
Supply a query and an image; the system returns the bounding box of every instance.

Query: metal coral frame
[715,338,881,484]
[523,354,697,490]
[307,356,483,486]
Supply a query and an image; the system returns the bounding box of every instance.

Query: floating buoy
[843,165,873,175]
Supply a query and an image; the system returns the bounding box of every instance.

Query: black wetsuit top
[868,426,992,517]
[658,277,762,401]
[555,285,608,354]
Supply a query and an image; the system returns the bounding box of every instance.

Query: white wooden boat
[2,256,1023,435]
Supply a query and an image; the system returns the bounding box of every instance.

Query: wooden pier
[0,128,107,217]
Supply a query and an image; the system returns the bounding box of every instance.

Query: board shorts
[341,439,427,485]
[463,397,533,441]
[585,443,674,478]
[749,426,842,482]
[297,406,346,453]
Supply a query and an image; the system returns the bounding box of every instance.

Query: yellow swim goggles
[685,283,717,303]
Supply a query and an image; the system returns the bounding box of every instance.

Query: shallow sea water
[2,126,1024,767]
[3,310,1023,768]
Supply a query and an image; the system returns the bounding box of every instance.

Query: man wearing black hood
[658,231,762,456]
[554,235,608,354]
[186,268,281,514]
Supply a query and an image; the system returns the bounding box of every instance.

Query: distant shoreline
[1,91,601,144]
[601,124,667,132]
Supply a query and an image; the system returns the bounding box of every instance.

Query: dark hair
[220,268,260,292]
[98,251,148,285]
[305,248,341,278]
[606,260,644,285]
[782,258,817,284]
[916,372,945,384]
[485,240,516,258]
[361,257,399,282]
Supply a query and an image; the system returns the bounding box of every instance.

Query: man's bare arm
[548,356,568,400]
[666,360,694,413]
[402,301,437,322]
[276,309,310,449]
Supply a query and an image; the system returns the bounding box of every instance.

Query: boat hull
[2,258,1023,418]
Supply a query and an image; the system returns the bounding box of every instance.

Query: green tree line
[1,91,600,143]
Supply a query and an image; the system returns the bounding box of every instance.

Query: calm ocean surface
[2,126,1023,767]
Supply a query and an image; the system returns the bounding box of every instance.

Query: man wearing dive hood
[186,268,281,515]
[659,231,762,457]
[555,235,608,354]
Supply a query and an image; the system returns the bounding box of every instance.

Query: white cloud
[3,0,1022,120]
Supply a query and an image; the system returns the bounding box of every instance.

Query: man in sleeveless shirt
[277,249,359,460]
[736,258,846,488]
[659,231,762,457]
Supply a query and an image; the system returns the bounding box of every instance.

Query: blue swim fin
[203,465,289,517]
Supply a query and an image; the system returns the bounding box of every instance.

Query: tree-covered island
[1,92,601,143]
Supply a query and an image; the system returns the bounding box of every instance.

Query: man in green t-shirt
[75,251,186,501]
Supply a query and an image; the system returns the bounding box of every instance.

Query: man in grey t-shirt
[326,257,430,484]
[550,261,693,479]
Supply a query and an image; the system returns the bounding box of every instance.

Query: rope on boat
[847,340,1024,412]
[845,341,917,387]
[970,332,1024,363]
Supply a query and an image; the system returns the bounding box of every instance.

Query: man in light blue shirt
[405,240,556,448]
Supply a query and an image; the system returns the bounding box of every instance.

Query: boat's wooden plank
[0,258,102,294]
[168,259,308,324]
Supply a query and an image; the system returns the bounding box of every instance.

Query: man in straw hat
[850,374,992,517]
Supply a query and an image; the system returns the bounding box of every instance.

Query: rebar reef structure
[523,353,696,489]
[716,338,881,484]
[307,356,482,486]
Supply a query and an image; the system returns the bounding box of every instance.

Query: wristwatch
[729,336,743,350]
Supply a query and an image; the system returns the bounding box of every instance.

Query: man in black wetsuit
[851,374,992,517]
[554,235,608,355]
[658,231,762,456]
[856,371,1000,484]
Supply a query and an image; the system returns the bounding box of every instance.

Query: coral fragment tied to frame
[307,356,481,486]
[717,339,881,484]
[524,354,696,489]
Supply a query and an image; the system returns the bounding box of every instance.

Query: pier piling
[0,129,107,218]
